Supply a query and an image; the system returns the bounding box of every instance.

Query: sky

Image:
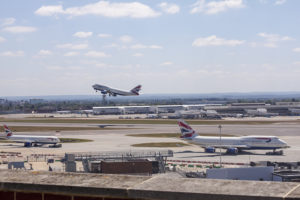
[0,0,300,96]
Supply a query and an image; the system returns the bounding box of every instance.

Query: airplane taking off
[92,84,142,97]
[2,125,61,147]
[178,120,289,155]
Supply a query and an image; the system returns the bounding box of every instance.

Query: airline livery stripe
[178,122,191,130]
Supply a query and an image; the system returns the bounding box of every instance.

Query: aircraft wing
[100,88,118,96]
[14,139,34,143]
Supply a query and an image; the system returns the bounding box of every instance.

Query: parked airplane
[178,120,289,154]
[92,84,142,97]
[2,125,61,147]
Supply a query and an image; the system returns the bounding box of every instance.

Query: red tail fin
[131,85,142,95]
[178,120,197,138]
[3,125,12,137]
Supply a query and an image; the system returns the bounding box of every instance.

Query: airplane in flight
[2,125,61,147]
[92,84,142,97]
[178,120,289,155]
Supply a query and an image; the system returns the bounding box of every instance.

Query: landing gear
[266,149,283,155]
[95,89,108,105]
[49,143,62,148]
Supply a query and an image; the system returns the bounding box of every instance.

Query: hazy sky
[0,0,300,96]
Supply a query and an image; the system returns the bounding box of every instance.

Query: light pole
[218,124,222,167]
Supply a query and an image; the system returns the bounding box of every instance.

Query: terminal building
[92,103,300,118]
[93,105,208,115]
[124,106,155,114]
[93,106,124,115]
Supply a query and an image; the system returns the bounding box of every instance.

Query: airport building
[123,106,155,114]
[156,105,184,113]
[93,106,123,115]
[206,167,274,181]
[92,103,300,118]
[93,104,209,115]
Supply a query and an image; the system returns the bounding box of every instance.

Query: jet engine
[24,142,32,147]
[226,148,238,154]
[205,147,215,153]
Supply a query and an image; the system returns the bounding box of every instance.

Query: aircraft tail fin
[131,85,142,95]
[178,120,198,139]
[3,125,13,137]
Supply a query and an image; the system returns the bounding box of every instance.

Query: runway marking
[283,183,300,199]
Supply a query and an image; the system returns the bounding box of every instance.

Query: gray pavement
[0,119,300,164]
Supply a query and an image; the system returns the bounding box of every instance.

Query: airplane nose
[280,139,289,148]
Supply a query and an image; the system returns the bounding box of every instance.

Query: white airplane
[92,84,141,97]
[2,125,61,147]
[178,120,289,154]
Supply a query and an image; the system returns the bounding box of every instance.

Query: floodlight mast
[218,124,222,167]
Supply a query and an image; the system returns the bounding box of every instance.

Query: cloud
[293,48,300,52]
[160,61,173,66]
[258,32,292,48]
[35,1,160,18]
[120,35,133,43]
[132,53,143,57]
[0,51,24,57]
[1,18,16,26]
[131,44,147,49]
[275,0,287,5]
[249,42,259,48]
[2,26,37,33]
[85,51,110,57]
[34,5,65,16]
[130,44,163,49]
[98,33,111,38]
[46,65,64,71]
[192,35,244,47]
[73,31,93,38]
[0,36,5,43]
[64,52,80,57]
[56,43,88,50]
[149,45,163,49]
[38,50,52,56]
[159,2,180,14]
[190,0,245,15]
[104,43,119,48]
[292,61,300,65]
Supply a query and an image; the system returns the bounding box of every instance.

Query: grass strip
[131,142,190,147]
[0,126,128,132]
[0,118,295,125]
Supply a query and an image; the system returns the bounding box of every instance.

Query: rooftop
[0,170,300,199]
